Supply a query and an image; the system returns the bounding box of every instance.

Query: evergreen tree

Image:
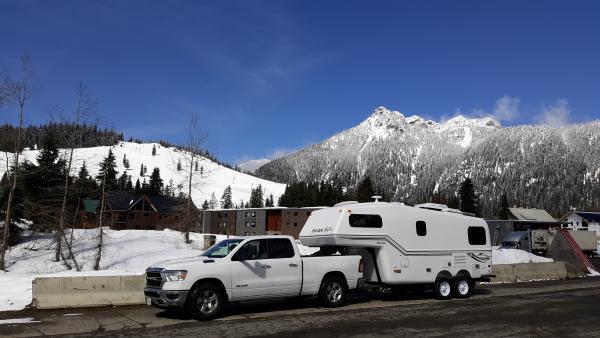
[125,176,133,192]
[177,159,182,171]
[74,161,98,197]
[77,162,89,182]
[249,184,264,208]
[117,172,128,190]
[122,154,127,166]
[220,186,233,209]
[148,167,163,195]
[447,194,460,209]
[202,200,209,210]
[265,194,274,207]
[134,179,141,194]
[354,176,374,202]
[152,145,156,156]
[459,178,479,216]
[195,161,199,171]
[209,192,218,209]
[141,178,149,193]
[499,193,510,219]
[139,163,144,177]
[96,149,118,190]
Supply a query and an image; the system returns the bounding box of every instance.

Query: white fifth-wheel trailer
[299,200,493,299]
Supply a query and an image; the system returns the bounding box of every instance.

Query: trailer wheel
[453,276,472,298]
[434,278,452,300]
[187,282,223,321]
[319,275,347,307]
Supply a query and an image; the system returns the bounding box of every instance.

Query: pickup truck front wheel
[319,276,347,307]
[187,283,223,321]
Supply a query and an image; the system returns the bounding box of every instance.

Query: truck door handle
[262,264,271,269]
[289,263,298,267]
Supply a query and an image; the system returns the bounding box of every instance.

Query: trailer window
[416,221,427,236]
[349,214,383,228]
[468,227,487,245]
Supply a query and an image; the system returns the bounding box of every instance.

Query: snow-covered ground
[492,247,554,265]
[0,229,317,312]
[0,141,286,207]
[0,229,223,312]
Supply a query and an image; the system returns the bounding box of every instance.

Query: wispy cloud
[471,95,520,122]
[538,99,570,127]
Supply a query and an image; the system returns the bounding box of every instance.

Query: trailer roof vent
[334,201,359,207]
[371,196,382,202]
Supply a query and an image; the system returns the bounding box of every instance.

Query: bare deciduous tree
[53,82,99,269]
[181,112,206,243]
[1,51,36,271]
[94,147,110,271]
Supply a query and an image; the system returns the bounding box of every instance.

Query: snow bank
[0,317,41,325]
[0,229,234,312]
[492,247,554,265]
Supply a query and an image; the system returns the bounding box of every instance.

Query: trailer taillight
[359,258,364,273]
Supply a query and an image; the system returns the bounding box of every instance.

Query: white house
[561,211,600,252]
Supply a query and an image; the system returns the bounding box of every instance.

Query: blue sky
[1,0,599,164]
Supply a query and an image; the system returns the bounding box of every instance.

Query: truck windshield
[202,239,244,258]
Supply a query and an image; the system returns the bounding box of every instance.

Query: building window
[294,222,298,227]
[245,212,249,217]
[251,212,256,217]
[244,232,248,236]
[251,222,256,227]
[251,232,255,236]
[468,227,487,245]
[294,212,298,216]
[416,221,427,236]
[349,214,383,228]
[246,222,250,227]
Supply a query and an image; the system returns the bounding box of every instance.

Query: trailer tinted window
[416,221,427,236]
[349,214,383,228]
[270,239,295,258]
[468,227,487,245]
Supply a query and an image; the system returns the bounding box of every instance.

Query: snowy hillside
[257,106,600,215]
[0,141,286,207]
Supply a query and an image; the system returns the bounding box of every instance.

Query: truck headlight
[163,270,188,282]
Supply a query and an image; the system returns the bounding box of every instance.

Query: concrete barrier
[32,275,146,309]
[491,261,585,283]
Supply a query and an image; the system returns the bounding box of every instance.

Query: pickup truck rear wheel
[187,283,223,321]
[319,276,347,307]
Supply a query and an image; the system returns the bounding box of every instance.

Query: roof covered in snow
[509,207,556,222]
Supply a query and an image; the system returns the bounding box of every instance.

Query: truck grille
[146,271,163,288]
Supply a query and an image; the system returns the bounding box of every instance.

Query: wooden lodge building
[80,191,198,232]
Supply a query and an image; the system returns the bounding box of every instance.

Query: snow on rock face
[0,142,286,206]
[492,247,554,265]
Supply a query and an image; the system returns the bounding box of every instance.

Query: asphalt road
[2,277,600,337]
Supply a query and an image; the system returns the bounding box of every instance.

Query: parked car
[144,235,364,320]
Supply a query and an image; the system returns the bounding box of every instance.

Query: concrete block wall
[33,275,146,309]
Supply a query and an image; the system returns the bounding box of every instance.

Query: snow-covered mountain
[257,106,600,215]
[0,142,286,207]
[238,158,271,174]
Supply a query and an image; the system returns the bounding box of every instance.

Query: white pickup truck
[144,235,364,320]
